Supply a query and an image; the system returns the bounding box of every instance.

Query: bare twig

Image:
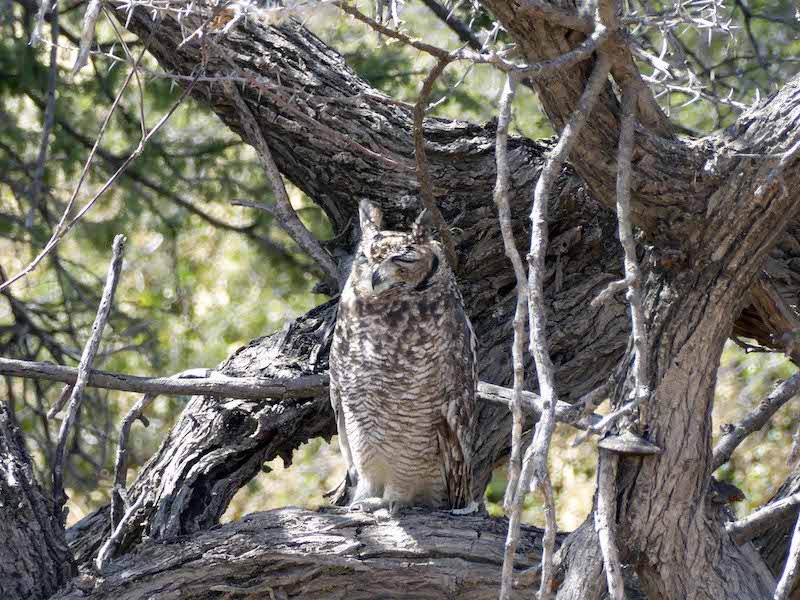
[0,356,604,429]
[0,357,328,400]
[46,384,73,420]
[110,368,216,528]
[712,371,800,470]
[0,28,190,293]
[727,491,800,544]
[95,489,146,572]
[775,510,800,600]
[224,81,339,285]
[413,57,459,269]
[27,0,59,227]
[595,450,626,599]
[71,0,102,75]
[52,235,125,516]
[490,74,527,511]
[616,83,650,412]
[500,51,612,600]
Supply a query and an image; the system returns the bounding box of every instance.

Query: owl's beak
[371,269,387,294]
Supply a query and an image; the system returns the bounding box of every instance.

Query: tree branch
[712,370,800,471]
[224,81,339,285]
[53,235,125,516]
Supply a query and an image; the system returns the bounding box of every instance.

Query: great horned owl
[329,200,479,513]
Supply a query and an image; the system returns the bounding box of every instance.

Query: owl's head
[351,200,444,296]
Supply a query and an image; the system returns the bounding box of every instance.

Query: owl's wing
[325,314,358,506]
[438,301,479,510]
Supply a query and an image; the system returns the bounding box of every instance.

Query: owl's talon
[450,500,480,516]
[349,497,388,513]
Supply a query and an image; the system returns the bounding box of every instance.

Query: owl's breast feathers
[330,269,478,509]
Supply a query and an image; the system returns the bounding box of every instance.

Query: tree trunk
[0,400,73,599]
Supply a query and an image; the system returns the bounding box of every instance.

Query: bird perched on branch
[328,200,479,514]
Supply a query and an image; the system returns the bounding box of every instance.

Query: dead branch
[616,83,649,409]
[413,57,459,269]
[775,510,800,600]
[503,52,613,600]
[224,81,339,285]
[595,450,625,599]
[727,491,800,544]
[0,357,603,431]
[0,357,329,400]
[491,73,528,512]
[53,235,125,516]
[712,371,800,470]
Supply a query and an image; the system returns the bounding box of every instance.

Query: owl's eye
[391,253,418,264]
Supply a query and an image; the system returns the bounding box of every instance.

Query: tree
[2,0,800,599]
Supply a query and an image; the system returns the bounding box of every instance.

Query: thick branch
[57,508,547,600]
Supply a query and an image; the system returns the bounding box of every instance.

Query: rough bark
[56,2,800,581]
[59,508,548,599]
[0,400,73,599]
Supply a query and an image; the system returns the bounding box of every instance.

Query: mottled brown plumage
[329,201,478,513]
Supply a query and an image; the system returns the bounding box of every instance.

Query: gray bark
[0,400,73,599]
[57,508,549,599]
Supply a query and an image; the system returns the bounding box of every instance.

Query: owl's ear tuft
[359,200,383,236]
[412,208,432,242]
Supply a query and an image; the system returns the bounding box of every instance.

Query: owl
[329,200,479,513]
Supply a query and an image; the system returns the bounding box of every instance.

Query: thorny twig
[52,235,125,518]
[0,24,171,294]
[490,74,527,512]
[712,370,800,470]
[224,81,339,285]
[413,57,459,269]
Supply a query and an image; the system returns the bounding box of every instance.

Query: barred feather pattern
[329,202,478,511]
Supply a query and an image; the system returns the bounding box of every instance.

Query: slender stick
[490,74,528,511]
[0,54,198,293]
[0,357,603,430]
[224,82,339,285]
[713,371,800,470]
[775,509,800,600]
[500,53,612,600]
[413,57,459,269]
[95,490,146,572]
[52,235,125,516]
[0,357,328,400]
[617,82,650,412]
[595,450,626,599]
[27,0,59,227]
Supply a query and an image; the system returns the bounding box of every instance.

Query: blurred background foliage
[0,0,798,530]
